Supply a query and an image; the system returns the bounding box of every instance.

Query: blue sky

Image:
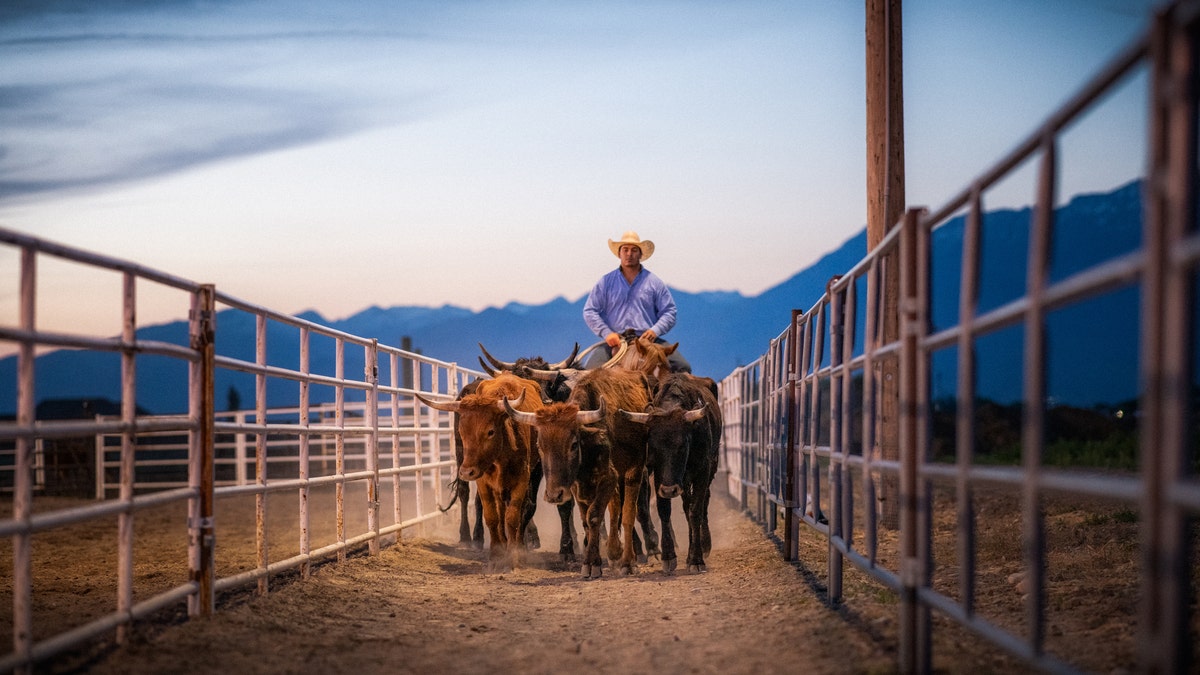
[0,0,1161,338]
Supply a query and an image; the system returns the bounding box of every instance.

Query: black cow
[620,373,722,573]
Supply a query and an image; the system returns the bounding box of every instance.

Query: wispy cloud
[0,6,447,201]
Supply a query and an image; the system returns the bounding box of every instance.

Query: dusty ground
[5,477,1192,674]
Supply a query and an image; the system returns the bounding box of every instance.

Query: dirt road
[45,486,1034,675]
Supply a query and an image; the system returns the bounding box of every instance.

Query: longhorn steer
[621,373,722,573]
[417,372,543,571]
[508,368,652,576]
[476,343,581,561]
[504,397,613,578]
[442,378,485,548]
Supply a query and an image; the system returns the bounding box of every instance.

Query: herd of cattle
[417,334,722,578]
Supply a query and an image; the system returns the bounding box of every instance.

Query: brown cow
[476,343,581,562]
[417,372,542,571]
[506,367,651,576]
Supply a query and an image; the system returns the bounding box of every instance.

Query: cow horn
[601,340,629,368]
[478,342,515,370]
[576,396,606,424]
[684,404,707,422]
[502,395,539,426]
[618,409,651,424]
[477,357,498,377]
[526,368,560,381]
[415,393,460,413]
[548,342,580,370]
[496,389,526,412]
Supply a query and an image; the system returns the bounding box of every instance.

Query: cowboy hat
[608,230,654,260]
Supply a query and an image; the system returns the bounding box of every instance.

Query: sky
[0,0,1163,340]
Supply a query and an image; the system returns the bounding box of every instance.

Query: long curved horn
[495,389,526,412]
[548,342,580,370]
[618,409,651,424]
[526,368,560,381]
[502,396,538,425]
[477,357,497,377]
[684,404,707,422]
[576,396,606,425]
[478,342,515,370]
[415,393,461,413]
[601,340,629,369]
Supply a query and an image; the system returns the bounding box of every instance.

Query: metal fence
[719,2,1198,673]
[0,227,483,673]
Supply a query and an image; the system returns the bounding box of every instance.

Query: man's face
[619,244,642,266]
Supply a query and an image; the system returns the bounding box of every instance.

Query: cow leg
[578,498,605,579]
[451,478,472,544]
[605,492,624,564]
[478,482,507,568]
[656,487,678,574]
[472,492,484,549]
[557,500,577,562]
[523,461,543,549]
[699,483,713,555]
[637,474,660,560]
[683,485,706,573]
[502,482,530,571]
[615,469,641,576]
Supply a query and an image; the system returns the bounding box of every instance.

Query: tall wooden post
[866,0,905,529]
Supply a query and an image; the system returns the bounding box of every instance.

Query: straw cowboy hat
[608,230,655,260]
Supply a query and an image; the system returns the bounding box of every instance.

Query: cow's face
[645,410,693,498]
[456,406,510,481]
[536,421,584,504]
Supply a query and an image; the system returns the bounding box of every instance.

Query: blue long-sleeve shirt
[583,267,677,339]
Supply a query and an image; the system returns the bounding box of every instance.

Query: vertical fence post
[187,284,216,618]
[365,340,381,555]
[1139,4,1197,672]
[783,310,802,561]
[256,314,270,588]
[299,326,311,578]
[13,247,36,672]
[116,271,137,644]
[897,207,928,673]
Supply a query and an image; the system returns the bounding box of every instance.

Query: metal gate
[719,2,1199,672]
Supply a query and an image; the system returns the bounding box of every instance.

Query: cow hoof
[637,553,648,564]
[687,563,707,574]
[581,564,602,579]
[662,558,677,574]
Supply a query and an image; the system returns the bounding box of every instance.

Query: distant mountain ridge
[0,180,1143,416]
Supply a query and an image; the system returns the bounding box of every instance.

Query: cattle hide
[622,373,722,573]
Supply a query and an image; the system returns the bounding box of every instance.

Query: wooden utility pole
[866,0,905,529]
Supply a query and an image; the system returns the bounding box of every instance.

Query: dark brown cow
[503,398,612,578]
[417,372,542,571]
[507,367,652,576]
[621,373,722,573]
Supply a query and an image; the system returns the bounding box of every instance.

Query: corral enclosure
[3,2,1200,674]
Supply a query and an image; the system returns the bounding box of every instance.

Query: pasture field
[1,479,1194,673]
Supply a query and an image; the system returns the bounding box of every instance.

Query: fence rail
[720,2,1198,673]
[0,226,483,673]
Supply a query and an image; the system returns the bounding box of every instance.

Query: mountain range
[1,179,1144,417]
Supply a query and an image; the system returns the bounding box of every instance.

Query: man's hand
[605,332,621,348]
[640,329,657,342]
